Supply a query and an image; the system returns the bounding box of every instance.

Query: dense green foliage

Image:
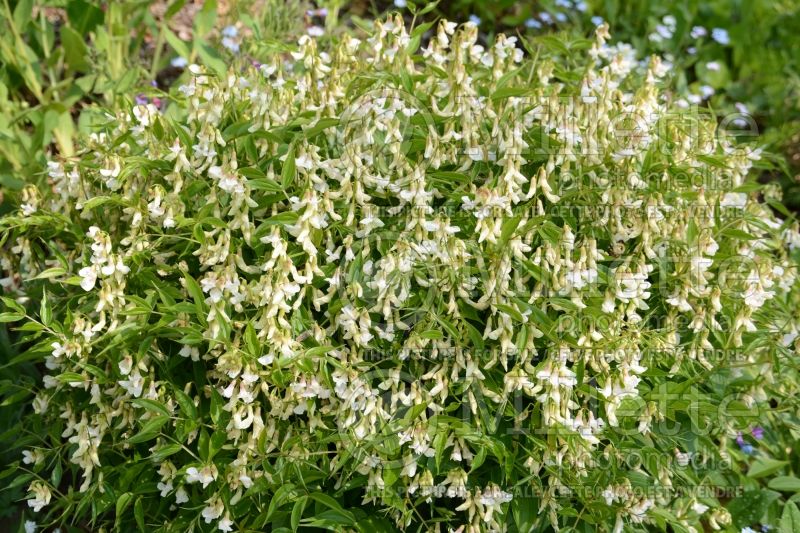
[1,2,800,533]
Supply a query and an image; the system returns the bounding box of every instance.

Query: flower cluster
[2,16,799,533]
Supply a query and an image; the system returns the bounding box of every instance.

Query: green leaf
[66,0,104,35]
[0,312,23,323]
[61,26,90,72]
[208,430,226,460]
[13,0,34,30]
[165,0,188,20]
[57,372,85,383]
[307,493,355,524]
[729,489,780,527]
[128,415,170,444]
[495,302,524,322]
[281,144,297,189]
[748,458,789,478]
[131,398,171,418]
[247,178,283,192]
[498,216,521,248]
[769,476,800,492]
[781,502,800,533]
[31,267,67,280]
[163,27,191,60]
[1,296,26,315]
[193,0,218,37]
[303,117,339,138]
[183,272,207,322]
[210,387,223,424]
[721,228,758,241]
[174,388,197,420]
[291,495,307,531]
[265,483,297,522]
[115,492,133,528]
[134,497,145,530]
[151,443,183,463]
[197,41,227,78]
[491,87,532,101]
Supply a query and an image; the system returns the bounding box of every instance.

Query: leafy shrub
[2,15,800,532]
[405,0,800,207]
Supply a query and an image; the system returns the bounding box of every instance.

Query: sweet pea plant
[2,15,800,533]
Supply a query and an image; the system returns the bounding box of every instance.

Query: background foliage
[1,1,800,532]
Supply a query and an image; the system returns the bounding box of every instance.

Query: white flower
[479,487,513,505]
[157,480,173,497]
[307,25,324,37]
[186,465,218,488]
[711,28,730,45]
[22,449,43,465]
[744,285,774,309]
[118,354,133,376]
[51,342,67,358]
[119,369,144,397]
[706,61,721,71]
[720,192,747,209]
[218,515,234,532]
[79,266,97,291]
[27,482,51,512]
[699,85,715,99]
[171,56,188,68]
[175,486,189,504]
[202,497,224,523]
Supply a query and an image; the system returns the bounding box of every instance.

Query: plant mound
[2,16,800,533]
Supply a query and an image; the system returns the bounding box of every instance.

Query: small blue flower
[171,56,188,68]
[591,16,604,26]
[135,94,149,105]
[740,443,755,455]
[222,25,238,38]
[574,1,588,11]
[525,18,542,29]
[222,37,240,53]
[711,28,730,45]
[469,14,481,26]
[393,0,407,7]
[554,12,567,23]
